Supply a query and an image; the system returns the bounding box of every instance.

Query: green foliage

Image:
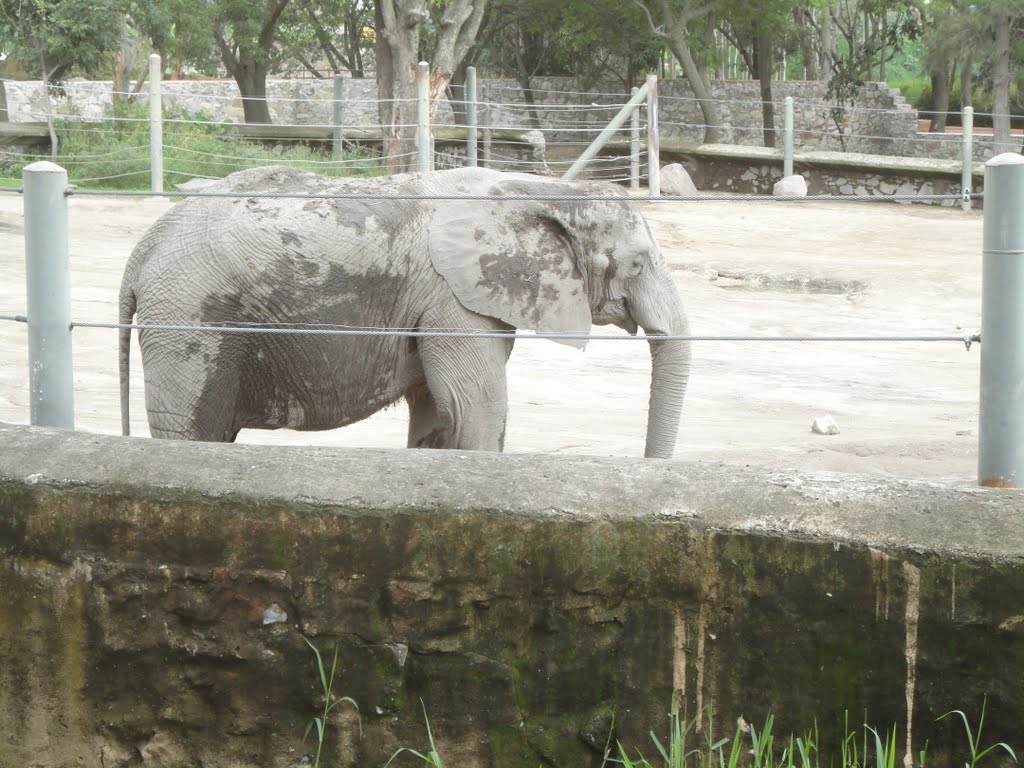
[599,703,1017,768]
[907,78,1024,128]
[0,101,383,189]
[0,0,125,81]
[302,636,361,768]
[385,700,447,768]
[938,698,1018,768]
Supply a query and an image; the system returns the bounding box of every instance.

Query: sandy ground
[0,189,984,481]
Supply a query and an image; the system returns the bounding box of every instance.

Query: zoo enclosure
[4,152,1024,486]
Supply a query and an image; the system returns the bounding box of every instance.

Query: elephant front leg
[409,315,515,452]
[406,384,455,448]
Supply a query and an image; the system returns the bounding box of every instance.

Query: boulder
[773,174,808,197]
[660,163,698,196]
[811,414,840,435]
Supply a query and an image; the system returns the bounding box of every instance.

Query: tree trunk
[928,61,949,133]
[513,37,542,130]
[666,36,722,143]
[113,16,142,104]
[375,0,485,173]
[796,9,818,79]
[819,5,835,81]
[992,14,1012,154]
[233,61,274,124]
[754,29,775,148]
[960,52,973,110]
[375,1,422,173]
[0,81,8,123]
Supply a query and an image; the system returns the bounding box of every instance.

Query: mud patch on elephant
[477,253,543,309]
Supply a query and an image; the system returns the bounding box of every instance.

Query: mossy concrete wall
[2,422,1023,768]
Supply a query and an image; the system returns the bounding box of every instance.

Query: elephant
[118,165,691,458]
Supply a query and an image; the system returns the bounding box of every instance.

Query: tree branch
[632,0,670,40]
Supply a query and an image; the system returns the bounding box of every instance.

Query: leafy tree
[129,0,295,123]
[0,0,124,81]
[0,0,124,149]
[717,0,821,146]
[277,0,373,77]
[374,0,485,172]
[633,0,724,143]
[212,0,294,123]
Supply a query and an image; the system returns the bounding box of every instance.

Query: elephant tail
[118,280,136,436]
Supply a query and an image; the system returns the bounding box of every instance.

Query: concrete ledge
[2,422,1023,768]
[689,142,984,179]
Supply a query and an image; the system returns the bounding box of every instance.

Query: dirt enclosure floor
[0,189,984,482]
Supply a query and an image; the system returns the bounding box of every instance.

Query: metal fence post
[149,53,163,194]
[332,74,345,162]
[646,74,660,197]
[783,96,794,177]
[630,86,640,190]
[23,161,74,429]
[978,153,1024,487]
[416,61,432,173]
[563,81,651,181]
[482,104,492,168]
[961,105,974,212]
[466,66,478,168]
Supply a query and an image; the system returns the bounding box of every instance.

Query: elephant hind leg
[142,333,243,442]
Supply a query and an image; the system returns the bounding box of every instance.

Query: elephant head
[427,171,691,459]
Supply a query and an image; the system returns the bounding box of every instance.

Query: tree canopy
[1,0,1020,154]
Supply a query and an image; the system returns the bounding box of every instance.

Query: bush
[4,99,383,190]
[901,78,1024,129]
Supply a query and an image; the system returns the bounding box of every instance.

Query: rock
[261,602,288,625]
[774,174,808,197]
[811,414,840,435]
[174,177,218,193]
[660,163,698,196]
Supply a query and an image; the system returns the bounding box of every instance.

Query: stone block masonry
[2,423,1024,768]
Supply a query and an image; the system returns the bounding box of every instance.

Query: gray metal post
[416,61,432,173]
[332,74,345,161]
[466,66,478,168]
[563,80,651,182]
[482,105,492,169]
[23,161,74,429]
[148,53,163,194]
[783,96,794,178]
[961,105,974,212]
[630,86,640,190]
[978,153,1024,487]
[647,74,660,197]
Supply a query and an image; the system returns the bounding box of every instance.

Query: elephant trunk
[633,267,691,459]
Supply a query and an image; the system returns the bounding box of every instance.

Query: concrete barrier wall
[2,423,1023,768]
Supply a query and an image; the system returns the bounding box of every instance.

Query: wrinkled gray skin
[119,166,691,458]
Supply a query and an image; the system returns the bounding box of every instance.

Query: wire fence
[0,179,981,351]
[2,75,1019,191]
[0,150,998,475]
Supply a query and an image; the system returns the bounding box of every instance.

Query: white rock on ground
[773,174,808,197]
[811,414,840,435]
[660,163,698,196]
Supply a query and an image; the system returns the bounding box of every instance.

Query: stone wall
[666,145,983,205]
[3,423,1024,768]
[6,77,1019,162]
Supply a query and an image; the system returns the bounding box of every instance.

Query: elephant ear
[428,198,592,349]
